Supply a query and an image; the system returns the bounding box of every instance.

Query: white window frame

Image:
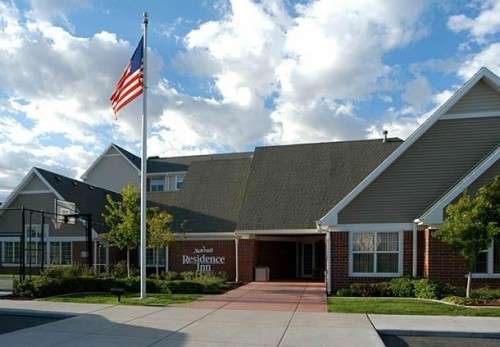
[49,241,73,266]
[149,176,166,192]
[2,241,21,265]
[146,247,167,267]
[472,238,500,278]
[349,231,403,277]
[175,174,185,190]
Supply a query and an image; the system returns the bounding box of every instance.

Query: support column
[326,231,331,295]
[412,220,418,277]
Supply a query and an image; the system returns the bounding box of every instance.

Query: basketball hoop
[51,216,63,230]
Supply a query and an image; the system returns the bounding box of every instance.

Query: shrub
[389,277,415,297]
[13,278,35,297]
[111,260,128,278]
[335,287,352,297]
[164,271,180,280]
[162,280,204,294]
[471,287,500,302]
[349,283,377,297]
[414,279,441,300]
[180,271,196,280]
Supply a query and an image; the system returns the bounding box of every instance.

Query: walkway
[184,281,327,312]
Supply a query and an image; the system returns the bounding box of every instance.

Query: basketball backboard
[54,199,76,225]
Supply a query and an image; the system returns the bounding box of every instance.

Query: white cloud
[402,75,432,113]
[447,1,500,41]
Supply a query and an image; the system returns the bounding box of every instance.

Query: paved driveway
[183,281,327,312]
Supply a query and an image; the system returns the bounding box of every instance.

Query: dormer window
[150,176,166,192]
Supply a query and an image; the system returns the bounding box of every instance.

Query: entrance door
[301,242,314,277]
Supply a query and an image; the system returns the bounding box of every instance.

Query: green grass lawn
[328,297,500,317]
[45,292,201,306]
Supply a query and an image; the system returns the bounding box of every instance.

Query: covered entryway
[253,235,325,281]
[184,281,327,312]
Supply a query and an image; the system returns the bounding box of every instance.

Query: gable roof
[319,67,500,227]
[168,158,253,232]
[35,168,120,225]
[81,143,140,180]
[237,138,402,231]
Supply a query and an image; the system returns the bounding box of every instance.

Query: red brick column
[238,239,259,282]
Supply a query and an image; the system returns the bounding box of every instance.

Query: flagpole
[140,11,148,299]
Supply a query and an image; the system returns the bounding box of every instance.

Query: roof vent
[55,176,62,182]
[383,130,388,143]
[88,186,94,191]
[72,181,78,186]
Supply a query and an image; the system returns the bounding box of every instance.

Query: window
[351,232,401,276]
[146,248,166,267]
[50,242,72,265]
[473,236,500,276]
[3,242,20,264]
[25,224,48,265]
[150,176,166,192]
[175,174,185,190]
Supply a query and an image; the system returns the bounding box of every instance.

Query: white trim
[326,231,332,295]
[419,146,499,224]
[327,223,413,232]
[0,168,63,215]
[18,190,53,195]
[441,110,500,120]
[182,232,235,241]
[147,171,187,176]
[348,230,404,278]
[256,235,323,242]
[235,229,318,235]
[319,67,500,227]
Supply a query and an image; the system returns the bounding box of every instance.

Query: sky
[1,0,500,202]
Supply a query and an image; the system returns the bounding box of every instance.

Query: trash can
[255,266,269,281]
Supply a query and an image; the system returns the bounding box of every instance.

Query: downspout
[412,219,419,277]
[235,235,239,282]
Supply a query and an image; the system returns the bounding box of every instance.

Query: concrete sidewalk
[0,299,383,347]
[1,299,500,346]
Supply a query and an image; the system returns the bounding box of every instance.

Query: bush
[389,277,415,297]
[414,279,441,300]
[335,288,352,297]
[110,260,128,278]
[471,287,500,302]
[164,271,180,280]
[42,264,94,278]
[180,271,196,280]
[161,280,204,294]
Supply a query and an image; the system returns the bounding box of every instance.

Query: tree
[147,207,175,276]
[102,183,140,277]
[433,175,500,297]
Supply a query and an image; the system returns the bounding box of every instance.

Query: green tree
[433,175,500,297]
[102,183,140,277]
[147,207,175,276]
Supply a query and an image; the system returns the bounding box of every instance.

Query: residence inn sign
[182,246,226,272]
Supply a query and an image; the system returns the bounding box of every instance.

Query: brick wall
[169,240,236,280]
[238,239,258,282]
[331,231,414,291]
[423,228,500,289]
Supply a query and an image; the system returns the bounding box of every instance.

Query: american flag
[110,37,144,116]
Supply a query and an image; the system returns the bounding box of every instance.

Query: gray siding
[466,159,500,195]
[84,154,139,192]
[339,117,500,224]
[23,175,48,191]
[447,80,500,114]
[0,193,86,237]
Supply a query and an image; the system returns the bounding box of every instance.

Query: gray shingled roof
[236,139,403,231]
[36,167,120,229]
[113,143,251,174]
[168,158,253,232]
